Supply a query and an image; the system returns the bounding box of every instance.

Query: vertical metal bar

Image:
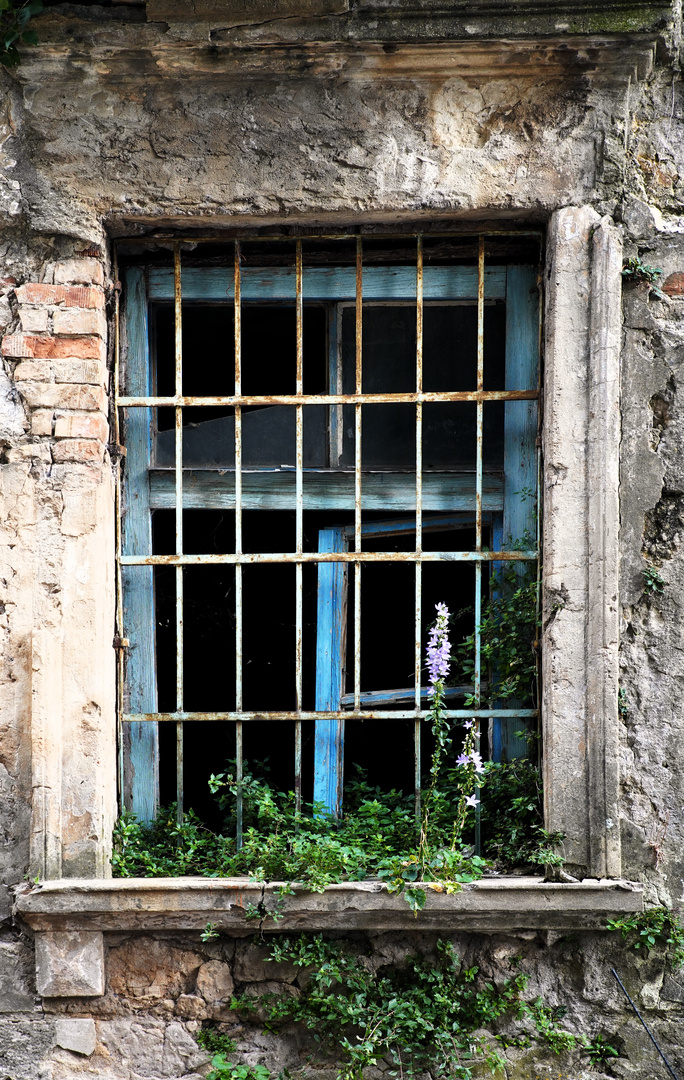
[173,244,184,824]
[234,240,244,847]
[474,235,485,854]
[414,235,423,822]
[354,237,362,712]
[295,239,304,813]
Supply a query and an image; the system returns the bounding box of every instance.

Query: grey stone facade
[2,1,684,1077]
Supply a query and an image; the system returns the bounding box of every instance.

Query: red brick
[16,283,104,309]
[662,272,684,297]
[53,258,104,287]
[19,382,107,412]
[52,439,104,464]
[54,412,109,441]
[9,335,106,360]
[53,359,106,386]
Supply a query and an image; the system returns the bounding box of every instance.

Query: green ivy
[230,936,590,1080]
[0,0,41,68]
[607,907,684,969]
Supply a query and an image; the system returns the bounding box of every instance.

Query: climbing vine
[0,0,41,67]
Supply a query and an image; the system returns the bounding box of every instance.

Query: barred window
[117,231,541,844]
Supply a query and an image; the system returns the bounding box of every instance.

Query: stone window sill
[17,875,643,934]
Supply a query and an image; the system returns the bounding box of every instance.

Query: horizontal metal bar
[339,684,478,707]
[119,549,538,566]
[118,389,539,407]
[122,709,539,723]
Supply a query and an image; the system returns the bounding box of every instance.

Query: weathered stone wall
[2,1,684,1077]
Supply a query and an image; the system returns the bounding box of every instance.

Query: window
[117,231,541,844]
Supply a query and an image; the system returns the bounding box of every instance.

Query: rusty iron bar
[123,708,538,723]
[117,389,539,407]
[414,234,423,823]
[173,243,184,825]
[120,549,538,566]
[295,239,304,812]
[354,237,362,712]
[233,239,244,846]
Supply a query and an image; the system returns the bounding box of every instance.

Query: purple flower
[465,794,480,808]
[426,603,451,690]
[456,753,470,766]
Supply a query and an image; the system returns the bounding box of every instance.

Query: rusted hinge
[113,635,130,650]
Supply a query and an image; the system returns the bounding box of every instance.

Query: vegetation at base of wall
[607,907,684,969]
[221,935,610,1080]
[0,0,41,67]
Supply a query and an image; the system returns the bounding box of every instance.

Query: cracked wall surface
[1,0,684,1077]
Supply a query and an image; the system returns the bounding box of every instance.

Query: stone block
[31,409,54,436]
[13,360,52,382]
[19,308,49,333]
[196,960,234,1003]
[51,438,105,463]
[54,411,109,441]
[53,359,106,385]
[19,382,107,412]
[234,942,297,984]
[53,258,105,287]
[52,307,106,338]
[35,932,105,997]
[0,941,36,1012]
[175,992,209,1019]
[54,1018,96,1056]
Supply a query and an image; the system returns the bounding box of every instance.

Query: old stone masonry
[3,2,684,1079]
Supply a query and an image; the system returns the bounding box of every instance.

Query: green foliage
[236,936,517,1079]
[196,1029,237,1056]
[607,907,684,969]
[584,1034,620,1066]
[232,935,582,1080]
[452,568,539,708]
[622,257,663,285]
[207,1055,270,1080]
[201,922,220,942]
[642,566,665,594]
[618,687,629,717]
[0,0,41,68]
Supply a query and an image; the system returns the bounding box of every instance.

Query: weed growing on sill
[607,907,684,969]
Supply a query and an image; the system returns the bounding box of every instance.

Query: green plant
[618,687,629,717]
[0,0,41,67]
[233,935,580,1080]
[201,922,220,942]
[584,1033,620,1066]
[196,1030,238,1056]
[207,1055,270,1080]
[642,566,665,594]
[607,907,684,969]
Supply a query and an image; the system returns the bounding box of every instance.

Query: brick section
[53,359,106,386]
[662,272,684,297]
[51,439,105,463]
[31,410,55,437]
[52,307,106,338]
[54,412,109,441]
[16,284,105,309]
[19,383,107,412]
[13,360,52,382]
[2,335,105,360]
[19,308,50,334]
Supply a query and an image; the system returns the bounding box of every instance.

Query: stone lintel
[18,878,643,936]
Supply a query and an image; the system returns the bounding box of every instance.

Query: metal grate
[115,232,541,842]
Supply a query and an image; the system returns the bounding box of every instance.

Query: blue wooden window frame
[118,238,540,829]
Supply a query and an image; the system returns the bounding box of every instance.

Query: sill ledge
[16,876,643,934]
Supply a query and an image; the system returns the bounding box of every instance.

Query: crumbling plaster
[1,0,684,1077]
